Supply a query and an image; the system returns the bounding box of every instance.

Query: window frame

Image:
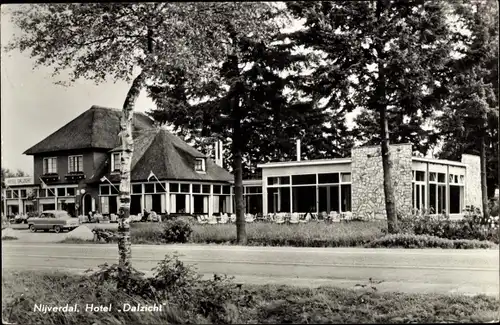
[43,157,57,174]
[68,155,84,173]
[195,158,206,172]
[111,152,122,172]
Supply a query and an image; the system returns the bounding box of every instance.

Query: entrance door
[82,194,92,216]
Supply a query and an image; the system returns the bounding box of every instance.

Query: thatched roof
[89,128,233,183]
[24,105,154,155]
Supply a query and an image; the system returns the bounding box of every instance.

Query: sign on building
[5,177,33,186]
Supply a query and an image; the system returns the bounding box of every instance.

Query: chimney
[296,139,301,162]
[215,140,224,167]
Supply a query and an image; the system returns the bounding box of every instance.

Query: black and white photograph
[1,1,499,324]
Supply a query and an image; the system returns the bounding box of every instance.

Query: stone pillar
[461,154,482,208]
[351,143,413,219]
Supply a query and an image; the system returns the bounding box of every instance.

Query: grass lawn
[2,270,499,324]
[61,221,386,247]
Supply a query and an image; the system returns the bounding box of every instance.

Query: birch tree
[5,3,273,269]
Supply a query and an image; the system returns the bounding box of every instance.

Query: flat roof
[412,157,467,168]
[257,158,352,169]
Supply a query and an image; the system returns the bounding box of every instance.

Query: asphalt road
[2,242,499,296]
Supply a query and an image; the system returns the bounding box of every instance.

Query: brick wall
[351,144,413,219]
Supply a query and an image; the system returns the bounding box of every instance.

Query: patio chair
[299,213,311,223]
[197,215,208,225]
[245,213,255,223]
[290,213,300,224]
[274,213,285,224]
[342,212,353,222]
[230,214,236,223]
[207,214,218,225]
[329,211,340,223]
[219,213,229,224]
[267,213,275,222]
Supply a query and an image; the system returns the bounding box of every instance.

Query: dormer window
[195,158,206,173]
[111,152,122,172]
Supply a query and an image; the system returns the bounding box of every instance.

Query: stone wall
[351,144,413,219]
[461,154,482,209]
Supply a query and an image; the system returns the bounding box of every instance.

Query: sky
[1,6,156,176]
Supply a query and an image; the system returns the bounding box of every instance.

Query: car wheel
[29,225,37,232]
[54,225,62,233]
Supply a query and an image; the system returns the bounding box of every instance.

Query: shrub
[366,234,497,249]
[161,219,193,243]
[398,209,499,244]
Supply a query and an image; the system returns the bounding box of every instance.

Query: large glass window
[43,157,57,174]
[450,185,464,214]
[101,186,110,195]
[180,184,190,193]
[68,155,83,173]
[318,185,339,213]
[341,184,351,212]
[267,188,279,213]
[292,186,317,213]
[279,187,290,212]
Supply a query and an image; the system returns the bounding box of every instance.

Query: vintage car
[28,210,79,233]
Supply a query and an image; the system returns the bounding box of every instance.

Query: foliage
[366,233,497,249]
[436,0,499,199]
[161,219,193,243]
[1,168,29,188]
[4,269,500,324]
[397,209,499,244]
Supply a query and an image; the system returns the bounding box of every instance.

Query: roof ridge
[91,104,151,117]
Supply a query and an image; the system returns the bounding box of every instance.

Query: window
[318,173,339,184]
[202,185,210,194]
[180,184,190,193]
[57,188,65,197]
[192,184,201,193]
[245,186,262,194]
[43,157,57,174]
[213,185,221,194]
[170,183,179,193]
[66,188,75,196]
[292,174,316,185]
[110,185,119,195]
[222,186,231,194]
[101,186,110,195]
[132,184,142,194]
[415,171,425,182]
[112,153,122,172]
[6,190,12,199]
[341,173,351,183]
[68,155,83,173]
[438,173,445,183]
[144,184,155,193]
[155,183,166,193]
[195,158,206,172]
[429,172,437,182]
[20,190,27,198]
[267,176,290,186]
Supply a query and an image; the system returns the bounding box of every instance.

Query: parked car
[28,210,79,233]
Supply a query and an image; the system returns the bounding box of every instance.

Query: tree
[286,1,455,233]
[1,168,29,188]
[146,16,353,243]
[5,3,271,270]
[437,0,499,215]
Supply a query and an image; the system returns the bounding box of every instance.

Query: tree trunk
[480,134,490,219]
[376,0,397,233]
[231,93,247,245]
[118,71,146,271]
